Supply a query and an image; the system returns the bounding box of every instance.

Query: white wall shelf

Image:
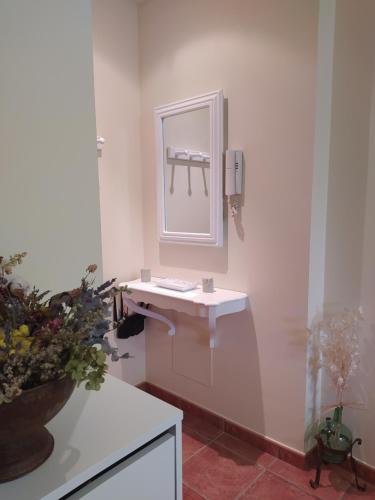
[119,278,249,349]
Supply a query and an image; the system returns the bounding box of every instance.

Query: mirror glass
[155,90,223,246]
[163,107,210,233]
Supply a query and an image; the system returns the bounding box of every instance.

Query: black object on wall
[113,292,148,339]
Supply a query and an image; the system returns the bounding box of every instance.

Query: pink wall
[92,0,146,385]
[357,79,375,467]
[139,0,318,452]
[322,0,375,468]
[324,0,374,311]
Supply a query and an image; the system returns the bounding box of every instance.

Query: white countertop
[0,375,182,500]
[120,278,248,308]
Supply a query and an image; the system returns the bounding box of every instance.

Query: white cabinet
[0,376,183,500]
[69,433,175,500]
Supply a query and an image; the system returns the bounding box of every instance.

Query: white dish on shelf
[156,278,198,292]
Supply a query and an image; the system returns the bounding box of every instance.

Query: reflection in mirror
[163,107,210,233]
[155,90,224,246]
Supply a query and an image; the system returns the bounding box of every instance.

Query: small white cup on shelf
[140,268,151,282]
[202,277,214,293]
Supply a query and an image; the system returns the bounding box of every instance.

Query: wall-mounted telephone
[225,150,243,196]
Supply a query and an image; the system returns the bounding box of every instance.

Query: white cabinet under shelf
[0,375,183,500]
[120,278,249,349]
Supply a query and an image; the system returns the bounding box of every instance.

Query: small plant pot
[0,376,75,482]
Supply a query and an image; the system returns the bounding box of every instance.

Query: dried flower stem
[309,308,363,407]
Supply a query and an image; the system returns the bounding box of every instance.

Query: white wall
[92,0,145,385]
[356,75,375,467]
[305,0,336,448]
[139,0,318,452]
[321,0,375,468]
[0,0,102,292]
[324,0,374,311]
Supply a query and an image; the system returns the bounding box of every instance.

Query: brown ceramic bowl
[0,376,75,482]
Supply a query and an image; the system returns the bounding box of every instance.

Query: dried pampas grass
[309,308,363,407]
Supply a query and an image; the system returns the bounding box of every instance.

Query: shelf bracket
[122,295,176,337]
[208,307,217,349]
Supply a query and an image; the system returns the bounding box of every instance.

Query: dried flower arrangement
[307,309,367,491]
[311,308,363,408]
[0,252,126,404]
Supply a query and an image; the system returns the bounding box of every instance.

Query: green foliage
[65,344,107,391]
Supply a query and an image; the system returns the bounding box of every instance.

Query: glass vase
[317,406,352,464]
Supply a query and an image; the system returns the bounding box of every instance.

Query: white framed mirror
[155,90,224,246]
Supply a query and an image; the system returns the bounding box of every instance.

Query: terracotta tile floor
[182,415,375,500]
